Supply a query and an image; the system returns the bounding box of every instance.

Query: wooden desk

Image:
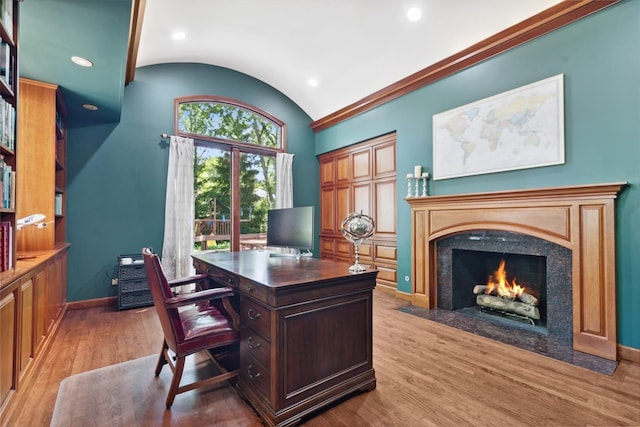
[192,250,377,427]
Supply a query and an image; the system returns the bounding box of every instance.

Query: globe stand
[341,211,376,274]
[349,240,367,273]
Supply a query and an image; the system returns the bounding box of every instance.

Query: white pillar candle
[414,165,421,178]
[406,173,413,179]
[422,172,429,178]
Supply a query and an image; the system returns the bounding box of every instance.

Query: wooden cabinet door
[336,186,350,226]
[374,141,396,178]
[320,157,335,186]
[19,277,34,380]
[353,182,371,215]
[374,180,396,236]
[336,154,350,182]
[34,267,47,352]
[0,282,17,406]
[320,188,335,234]
[352,148,371,181]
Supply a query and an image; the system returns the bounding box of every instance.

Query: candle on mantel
[414,165,421,178]
[406,173,413,179]
[422,172,429,178]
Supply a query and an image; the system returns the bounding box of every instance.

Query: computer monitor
[266,206,314,256]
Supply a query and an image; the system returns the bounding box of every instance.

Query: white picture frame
[432,74,564,180]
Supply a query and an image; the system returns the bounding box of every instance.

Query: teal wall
[315,1,639,349]
[66,2,639,350]
[66,63,317,301]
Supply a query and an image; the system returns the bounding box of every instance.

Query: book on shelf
[55,193,63,215]
[0,97,14,150]
[0,220,12,271]
[0,41,12,90]
[0,154,13,208]
[0,0,13,39]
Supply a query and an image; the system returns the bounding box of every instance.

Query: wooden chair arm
[220,297,241,330]
[165,287,235,309]
[167,273,209,289]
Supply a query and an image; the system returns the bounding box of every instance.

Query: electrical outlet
[111,278,118,286]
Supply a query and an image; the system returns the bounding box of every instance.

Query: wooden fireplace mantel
[407,182,628,361]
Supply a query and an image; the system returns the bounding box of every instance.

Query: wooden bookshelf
[16,78,67,251]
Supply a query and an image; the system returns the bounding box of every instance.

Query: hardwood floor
[7,290,640,426]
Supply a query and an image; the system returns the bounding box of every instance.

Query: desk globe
[341,211,375,272]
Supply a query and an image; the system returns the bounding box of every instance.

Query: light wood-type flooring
[7,289,640,426]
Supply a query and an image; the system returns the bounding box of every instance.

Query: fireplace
[436,230,573,345]
[407,182,627,361]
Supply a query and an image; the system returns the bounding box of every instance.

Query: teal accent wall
[315,1,639,349]
[66,63,316,302]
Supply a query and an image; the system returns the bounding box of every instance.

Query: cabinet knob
[247,336,261,349]
[246,286,255,293]
[247,308,261,320]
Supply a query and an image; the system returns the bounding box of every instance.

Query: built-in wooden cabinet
[16,78,67,251]
[0,247,68,422]
[0,278,18,410]
[319,132,398,291]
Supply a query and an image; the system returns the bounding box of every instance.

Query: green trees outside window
[176,96,285,251]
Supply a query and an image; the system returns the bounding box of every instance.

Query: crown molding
[311,0,620,132]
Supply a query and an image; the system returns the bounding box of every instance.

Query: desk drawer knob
[247,336,261,349]
[247,365,261,379]
[228,278,234,284]
[247,308,261,320]
[246,286,255,293]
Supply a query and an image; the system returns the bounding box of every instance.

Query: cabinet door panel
[19,278,34,378]
[320,188,335,234]
[353,183,371,215]
[336,154,350,182]
[0,286,17,405]
[352,149,371,180]
[375,180,396,235]
[320,157,334,186]
[34,268,47,352]
[336,186,350,225]
[374,142,396,177]
[279,294,372,405]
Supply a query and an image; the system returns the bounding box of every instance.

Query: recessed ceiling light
[71,56,93,67]
[82,104,98,111]
[308,78,318,88]
[172,31,186,40]
[407,7,422,22]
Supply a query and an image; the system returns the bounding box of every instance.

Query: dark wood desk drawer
[240,297,271,339]
[239,352,271,404]
[240,328,270,372]
[238,278,268,303]
[194,261,239,288]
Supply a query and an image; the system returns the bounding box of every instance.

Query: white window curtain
[161,136,195,288]
[275,152,294,209]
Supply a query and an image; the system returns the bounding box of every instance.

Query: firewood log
[476,294,540,320]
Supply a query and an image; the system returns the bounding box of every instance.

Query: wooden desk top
[192,250,377,289]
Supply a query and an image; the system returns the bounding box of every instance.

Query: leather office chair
[142,248,240,409]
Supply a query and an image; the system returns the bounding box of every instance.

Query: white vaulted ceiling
[136,0,563,121]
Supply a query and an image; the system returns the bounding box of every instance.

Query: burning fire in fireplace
[486,259,525,299]
[472,259,540,323]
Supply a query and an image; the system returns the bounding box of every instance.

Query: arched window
[175,96,285,252]
[176,95,285,151]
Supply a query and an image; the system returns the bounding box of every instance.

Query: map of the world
[433,74,564,180]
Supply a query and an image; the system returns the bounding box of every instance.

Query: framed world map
[433,74,564,180]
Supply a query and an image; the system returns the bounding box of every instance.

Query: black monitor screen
[266,206,314,250]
